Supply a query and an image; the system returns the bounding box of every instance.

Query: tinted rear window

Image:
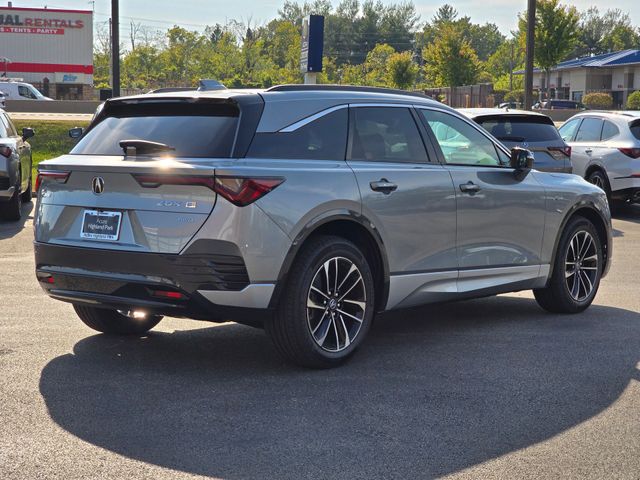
[475,115,561,142]
[247,108,347,160]
[631,121,640,140]
[71,102,239,157]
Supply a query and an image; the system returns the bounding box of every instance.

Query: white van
[0,80,53,101]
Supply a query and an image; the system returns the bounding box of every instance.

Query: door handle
[459,181,481,193]
[585,148,593,154]
[370,179,397,194]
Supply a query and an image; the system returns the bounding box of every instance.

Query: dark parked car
[533,100,587,110]
[0,109,34,220]
[459,108,572,173]
[34,86,612,368]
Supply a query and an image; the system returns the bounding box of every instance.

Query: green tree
[387,51,418,89]
[519,0,580,98]
[627,91,640,110]
[364,43,396,86]
[423,23,480,89]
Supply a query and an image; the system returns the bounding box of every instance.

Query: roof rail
[266,84,432,100]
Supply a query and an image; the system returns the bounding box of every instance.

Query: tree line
[93,0,640,95]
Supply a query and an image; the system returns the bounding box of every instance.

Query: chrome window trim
[278,104,348,133]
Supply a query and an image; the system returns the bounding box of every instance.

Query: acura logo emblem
[92,177,105,195]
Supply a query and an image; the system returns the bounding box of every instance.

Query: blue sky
[9,0,640,39]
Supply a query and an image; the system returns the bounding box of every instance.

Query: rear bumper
[34,241,272,325]
[611,186,640,203]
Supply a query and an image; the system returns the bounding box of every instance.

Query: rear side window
[247,108,347,160]
[71,102,239,157]
[574,118,603,142]
[475,115,561,142]
[601,121,619,141]
[349,107,428,163]
[629,121,640,140]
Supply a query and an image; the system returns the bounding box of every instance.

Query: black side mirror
[510,147,534,174]
[69,127,84,139]
[22,127,35,140]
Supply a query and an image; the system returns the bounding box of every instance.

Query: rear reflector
[0,146,12,158]
[35,170,70,191]
[618,148,640,159]
[133,174,216,190]
[214,176,284,207]
[151,289,185,300]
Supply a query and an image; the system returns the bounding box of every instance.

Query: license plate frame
[80,210,122,241]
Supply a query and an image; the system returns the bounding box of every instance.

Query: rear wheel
[0,174,22,221]
[73,305,163,335]
[534,216,603,313]
[586,170,611,201]
[266,235,375,368]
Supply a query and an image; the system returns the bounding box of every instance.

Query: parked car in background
[33,86,612,368]
[533,99,587,110]
[459,108,572,173]
[0,80,53,101]
[0,92,6,109]
[559,111,640,204]
[498,102,522,109]
[0,109,34,220]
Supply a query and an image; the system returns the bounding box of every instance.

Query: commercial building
[0,4,93,99]
[524,49,640,108]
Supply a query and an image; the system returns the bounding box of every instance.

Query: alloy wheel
[306,256,366,352]
[565,230,599,301]
[589,174,605,190]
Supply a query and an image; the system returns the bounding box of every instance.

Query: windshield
[475,115,561,143]
[71,102,239,157]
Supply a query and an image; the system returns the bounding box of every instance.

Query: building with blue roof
[516,49,640,108]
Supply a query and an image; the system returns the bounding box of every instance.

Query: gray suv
[34,86,612,368]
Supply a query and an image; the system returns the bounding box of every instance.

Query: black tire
[586,170,611,201]
[266,235,375,368]
[534,216,603,314]
[20,175,32,203]
[0,175,22,221]
[73,305,163,335]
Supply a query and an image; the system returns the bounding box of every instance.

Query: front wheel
[534,216,603,313]
[266,235,375,368]
[73,305,163,335]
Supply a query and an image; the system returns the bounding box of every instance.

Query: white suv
[559,111,640,204]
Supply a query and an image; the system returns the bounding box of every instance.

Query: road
[1,204,639,479]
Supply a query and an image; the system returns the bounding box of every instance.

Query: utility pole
[111,0,120,97]
[524,0,536,110]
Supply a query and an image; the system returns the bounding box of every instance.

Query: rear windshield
[631,120,640,141]
[71,102,239,157]
[475,115,561,143]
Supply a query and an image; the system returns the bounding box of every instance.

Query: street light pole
[524,0,536,110]
[111,0,120,97]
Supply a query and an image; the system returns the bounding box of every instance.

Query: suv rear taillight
[214,176,284,206]
[548,146,571,160]
[0,146,12,158]
[133,174,216,190]
[133,174,284,207]
[618,148,640,159]
[35,170,70,191]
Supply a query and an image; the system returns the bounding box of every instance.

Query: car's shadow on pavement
[0,201,33,240]
[39,296,640,479]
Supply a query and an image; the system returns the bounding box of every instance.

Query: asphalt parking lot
[1,203,639,479]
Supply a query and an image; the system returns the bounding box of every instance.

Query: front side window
[247,108,347,160]
[574,118,604,142]
[18,85,37,99]
[558,118,582,142]
[420,109,503,167]
[349,107,428,163]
